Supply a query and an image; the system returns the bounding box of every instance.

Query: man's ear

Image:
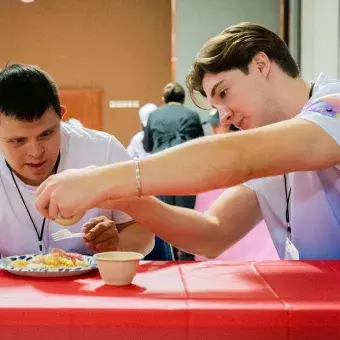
[60,105,67,119]
[251,52,271,78]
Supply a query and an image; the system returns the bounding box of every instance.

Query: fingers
[85,223,112,242]
[84,236,119,252]
[48,195,59,220]
[82,221,96,234]
[83,218,119,252]
[93,228,117,245]
[35,173,82,220]
[82,216,108,234]
[35,186,53,219]
[84,238,98,253]
[95,238,120,252]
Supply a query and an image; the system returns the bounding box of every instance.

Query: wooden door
[59,88,102,131]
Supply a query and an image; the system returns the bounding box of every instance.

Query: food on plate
[11,248,88,269]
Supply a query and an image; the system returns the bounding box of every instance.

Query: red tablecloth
[0,261,340,340]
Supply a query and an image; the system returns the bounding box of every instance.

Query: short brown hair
[163,82,185,104]
[186,22,299,107]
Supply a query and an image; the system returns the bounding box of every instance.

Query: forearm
[118,223,155,256]
[101,134,249,200]
[139,136,246,196]
[112,197,227,258]
[99,119,340,201]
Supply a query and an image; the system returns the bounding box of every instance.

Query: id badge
[284,238,299,260]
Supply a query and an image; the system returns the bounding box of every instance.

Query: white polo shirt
[0,124,132,257]
[246,74,340,259]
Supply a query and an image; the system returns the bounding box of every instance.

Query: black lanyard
[284,82,315,238]
[284,174,292,238]
[6,153,60,252]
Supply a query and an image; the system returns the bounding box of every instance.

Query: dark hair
[186,22,300,106]
[0,64,61,121]
[163,82,185,104]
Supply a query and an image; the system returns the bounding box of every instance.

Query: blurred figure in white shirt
[127,103,157,158]
[66,118,84,129]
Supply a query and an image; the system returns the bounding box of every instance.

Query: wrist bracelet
[133,157,142,198]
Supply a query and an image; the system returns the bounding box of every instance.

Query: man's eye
[11,138,25,145]
[219,90,227,99]
[40,130,54,139]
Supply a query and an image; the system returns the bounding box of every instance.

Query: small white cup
[94,251,144,286]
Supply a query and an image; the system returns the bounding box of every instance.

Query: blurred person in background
[128,102,174,260]
[127,103,157,159]
[143,82,204,260]
[66,118,84,129]
[143,82,204,154]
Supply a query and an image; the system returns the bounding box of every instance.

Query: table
[0,261,340,340]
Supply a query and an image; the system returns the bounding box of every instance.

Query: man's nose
[218,107,233,125]
[27,141,44,158]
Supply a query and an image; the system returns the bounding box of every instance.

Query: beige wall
[0,0,171,145]
[175,0,281,119]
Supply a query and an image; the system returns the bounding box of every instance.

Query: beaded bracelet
[133,157,142,197]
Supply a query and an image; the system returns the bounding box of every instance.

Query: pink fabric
[194,189,279,261]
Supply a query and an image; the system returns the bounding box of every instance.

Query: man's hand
[82,216,119,252]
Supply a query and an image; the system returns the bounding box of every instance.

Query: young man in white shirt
[36,23,340,260]
[0,64,154,258]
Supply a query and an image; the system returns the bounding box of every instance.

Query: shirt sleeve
[106,136,132,163]
[243,178,262,192]
[297,94,340,146]
[298,94,340,171]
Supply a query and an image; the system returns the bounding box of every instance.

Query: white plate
[0,254,97,277]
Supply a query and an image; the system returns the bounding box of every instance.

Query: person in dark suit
[143,82,204,153]
[143,83,204,261]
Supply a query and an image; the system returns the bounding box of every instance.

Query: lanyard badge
[283,174,299,260]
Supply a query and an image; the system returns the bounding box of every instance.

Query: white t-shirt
[0,124,133,257]
[246,73,340,259]
[126,131,149,159]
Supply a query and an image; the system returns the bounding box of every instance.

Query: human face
[202,56,277,130]
[0,108,64,186]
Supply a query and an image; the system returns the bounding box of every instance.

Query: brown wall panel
[0,0,171,145]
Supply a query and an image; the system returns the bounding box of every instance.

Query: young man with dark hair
[0,64,153,257]
[37,23,340,260]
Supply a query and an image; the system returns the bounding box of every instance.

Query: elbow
[202,249,224,260]
[204,252,220,260]
[197,217,227,259]
[196,244,227,259]
[140,235,155,257]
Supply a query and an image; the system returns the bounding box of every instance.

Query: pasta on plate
[11,248,88,269]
